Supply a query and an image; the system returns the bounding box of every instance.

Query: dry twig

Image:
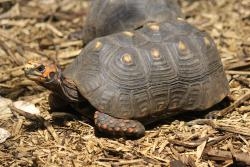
[9,105,60,143]
[203,148,250,166]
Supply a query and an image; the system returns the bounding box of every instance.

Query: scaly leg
[48,93,71,111]
[94,111,145,137]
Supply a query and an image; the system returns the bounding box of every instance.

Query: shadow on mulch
[23,96,231,140]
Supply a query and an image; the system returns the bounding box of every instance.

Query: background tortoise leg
[68,26,96,45]
[94,111,145,137]
[68,29,85,40]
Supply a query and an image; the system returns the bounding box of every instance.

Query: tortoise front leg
[94,111,145,137]
[48,93,71,111]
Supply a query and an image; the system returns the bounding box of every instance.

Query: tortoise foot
[205,110,220,119]
[94,111,145,137]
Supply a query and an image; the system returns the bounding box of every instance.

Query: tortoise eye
[37,65,45,73]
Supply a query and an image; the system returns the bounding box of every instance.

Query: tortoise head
[24,60,80,102]
[24,60,61,85]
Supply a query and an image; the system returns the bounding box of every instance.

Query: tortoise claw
[205,110,220,119]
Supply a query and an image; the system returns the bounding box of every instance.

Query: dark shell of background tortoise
[63,19,229,122]
[70,0,183,45]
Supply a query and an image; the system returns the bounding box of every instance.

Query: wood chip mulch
[0,0,249,166]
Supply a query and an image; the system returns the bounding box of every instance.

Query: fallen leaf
[0,128,11,143]
[13,101,40,115]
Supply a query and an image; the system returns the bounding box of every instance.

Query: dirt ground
[0,0,250,166]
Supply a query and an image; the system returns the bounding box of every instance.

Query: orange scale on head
[101,124,108,129]
[42,64,57,78]
[127,128,134,133]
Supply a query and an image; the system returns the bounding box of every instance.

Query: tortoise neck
[40,69,81,103]
[59,76,80,103]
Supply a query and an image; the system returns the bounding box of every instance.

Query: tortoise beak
[23,63,44,80]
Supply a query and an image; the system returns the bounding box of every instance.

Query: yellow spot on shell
[177,17,184,21]
[94,41,103,50]
[121,53,133,65]
[147,23,160,31]
[123,31,134,37]
[178,40,189,54]
[151,48,160,59]
[203,36,211,47]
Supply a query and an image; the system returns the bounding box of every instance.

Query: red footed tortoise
[24,19,229,137]
[70,0,183,44]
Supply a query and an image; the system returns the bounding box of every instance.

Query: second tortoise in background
[25,19,229,138]
[70,0,183,45]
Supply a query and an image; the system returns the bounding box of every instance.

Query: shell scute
[67,21,229,119]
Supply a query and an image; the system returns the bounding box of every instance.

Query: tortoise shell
[80,0,182,44]
[64,19,229,120]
